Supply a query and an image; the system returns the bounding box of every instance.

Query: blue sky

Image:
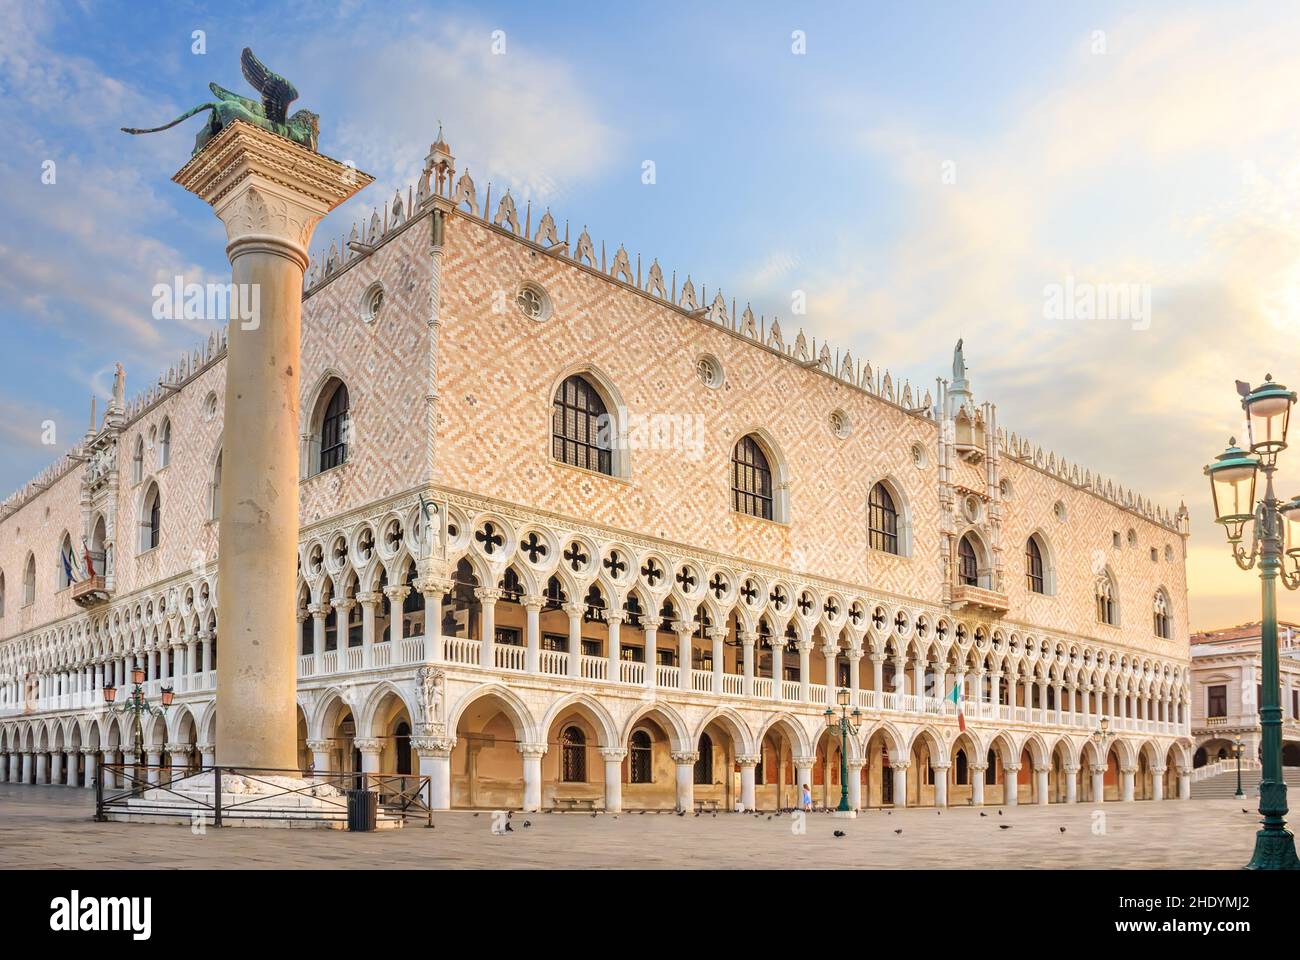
[5,0,1300,627]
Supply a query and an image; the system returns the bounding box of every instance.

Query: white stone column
[476,587,499,670]
[643,617,661,690]
[145,751,162,786]
[847,648,862,702]
[358,592,379,669]
[1035,765,1049,805]
[50,752,63,786]
[794,757,814,804]
[601,747,626,812]
[1178,769,1191,800]
[1091,765,1106,802]
[891,761,909,808]
[738,755,758,811]
[166,745,190,783]
[1120,766,1135,802]
[971,764,986,806]
[565,604,584,680]
[65,752,80,788]
[199,743,216,771]
[771,641,785,700]
[305,739,331,776]
[1065,765,1079,803]
[871,653,884,697]
[741,632,756,697]
[1152,766,1165,801]
[82,749,97,790]
[181,125,370,770]
[521,742,545,812]
[607,612,624,683]
[1004,764,1020,806]
[311,606,327,673]
[414,737,454,810]
[676,621,694,692]
[847,759,864,810]
[933,762,949,808]
[523,595,543,674]
[710,627,724,694]
[822,645,837,700]
[35,753,47,785]
[356,738,383,783]
[421,581,446,664]
[673,752,698,811]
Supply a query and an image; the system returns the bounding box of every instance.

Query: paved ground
[0,784,1270,868]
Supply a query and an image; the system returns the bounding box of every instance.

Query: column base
[1245,827,1300,870]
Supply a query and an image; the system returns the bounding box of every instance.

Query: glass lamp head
[837,687,851,707]
[102,684,117,704]
[130,667,145,686]
[1204,439,1259,541]
[1242,375,1296,464]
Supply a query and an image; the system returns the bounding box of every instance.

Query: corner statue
[121,48,319,154]
[953,338,967,383]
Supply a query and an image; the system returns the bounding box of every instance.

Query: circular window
[362,282,385,323]
[204,391,218,422]
[962,494,983,524]
[1053,500,1067,522]
[696,354,724,389]
[515,281,551,322]
[1127,528,1137,547]
[829,409,850,439]
[911,442,929,469]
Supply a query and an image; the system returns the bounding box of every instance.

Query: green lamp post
[1234,737,1245,800]
[1204,374,1300,870]
[823,687,862,816]
[102,665,174,794]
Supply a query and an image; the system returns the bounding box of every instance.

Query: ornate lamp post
[823,687,862,816]
[102,666,173,793]
[1234,737,1246,799]
[1204,374,1300,869]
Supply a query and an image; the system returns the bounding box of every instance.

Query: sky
[3,0,1300,630]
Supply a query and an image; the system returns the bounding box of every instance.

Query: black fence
[94,762,433,828]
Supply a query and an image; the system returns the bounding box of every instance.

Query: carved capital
[598,748,627,762]
[736,754,760,767]
[671,751,699,765]
[411,736,455,757]
[305,739,332,753]
[518,741,548,759]
[354,738,384,755]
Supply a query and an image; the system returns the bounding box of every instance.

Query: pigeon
[506,810,513,819]
[999,824,1012,830]
[712,813,717,818]
[677,810,686,817]
[937,811,941,816]
[767,815,773,820]
[1059,827,1066,833]
[504,822,513,833]
[1243,809,1250,814]
[894,828,903,835]
[523,820,532,828]
[591,811,598,818]
[998,809,1003,816]
[979,812,987,817]
[473,812,479,817]
[694,811,700,817]
[639,810,645,815]
[833,830,846,838]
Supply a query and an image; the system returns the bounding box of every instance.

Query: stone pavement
[0,784,1268,869]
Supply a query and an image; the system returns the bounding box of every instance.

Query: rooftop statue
[121,48,320,154]
[953,338,967,383]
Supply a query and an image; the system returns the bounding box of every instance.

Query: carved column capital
[671,751,699,765]
[598,747,627,762]
[304,739,331,753]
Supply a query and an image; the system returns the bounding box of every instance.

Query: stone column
[737,754,758,811]
[933,763,949,807]
[709,627,724,694]
[1065,765,1079,803]
[306,739,332,776]
[50,752,63,786]
[35,753,47,785]
[1091,765,1106,802]
[199,743,216,771]
[847,759,865,810]
[166,745,191,783]
[1120,766,1135,801]
[475,587,499,669]
[607,612,624,683]
[414,737,454,810]
[520,742,546,812]
[794,756,815,805]
[176,122,371,770]
[145,750,162,786]
[771,641,786,700]
[1151,766,1165,801]
[358,592,380,668]
[891,761,909,808]
[600,747,626,812]
[420,579,448,664]
[741,632,756,697]
[82,748,98,790]
[847,647,862,701]
[1035,765,1049,805]
[523,595,543,674]
[1004,764,1020,806]
[565,604,584,679]
[871,653,884,697]
[1178,769,1191,800]
[797,641,813,703]
[675,621,694,692]
[672,752,698,811]
[310,605,327,673]
[65,751,80,788]
[822,645,837,700]
[355,738,384,781]
[637,616,657,690]
[970,764,986,806]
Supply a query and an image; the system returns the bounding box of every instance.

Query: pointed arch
[548,363,630,479]
[540,692,619,748]
[447,682,540,745]
[729,427,789,522]
[621,701,692,753]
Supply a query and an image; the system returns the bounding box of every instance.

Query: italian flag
[948,682,966,732]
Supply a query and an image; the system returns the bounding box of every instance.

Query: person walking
[801,783,812,812]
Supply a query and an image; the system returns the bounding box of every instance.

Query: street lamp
[823,687,862,816]
[1235,737,1245,800]
[103,667,173,794]
[1204,374,1300,870]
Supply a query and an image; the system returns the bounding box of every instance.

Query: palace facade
[0,129,1195,812]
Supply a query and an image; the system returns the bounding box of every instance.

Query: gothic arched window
[22,554,35,606]
[319,382,350,473]
[140,484,161,552]
[210,448,222,521]
[1153,590,1171,639]
[158,418,172,468]
[552,375,611,475]
[1025,536,1045,594]
[958,535,979,586]
[985,750,997,785]
[868,482,899,554]
[561,726,586,782]
[1096,573,1118,625]
[731,434,773,520]
[955,749,968,785]
[132,436,144,484]
[694,733,713,785]
[630,729,653,783]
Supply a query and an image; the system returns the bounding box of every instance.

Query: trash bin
[347,788,378,832]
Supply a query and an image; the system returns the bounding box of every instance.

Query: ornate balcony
[950,583,1010,616]
[71,575,112,608]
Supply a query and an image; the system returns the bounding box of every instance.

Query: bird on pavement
[833,830,846,838]
[999,824,1012,830]
[1059,827,1066,833]
[979,812,987,817]
[523,820,532,828]
[894,828,903,835]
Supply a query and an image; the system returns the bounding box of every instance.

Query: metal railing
[94,763,432,828]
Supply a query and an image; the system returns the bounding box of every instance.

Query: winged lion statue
[122,48,320,154]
